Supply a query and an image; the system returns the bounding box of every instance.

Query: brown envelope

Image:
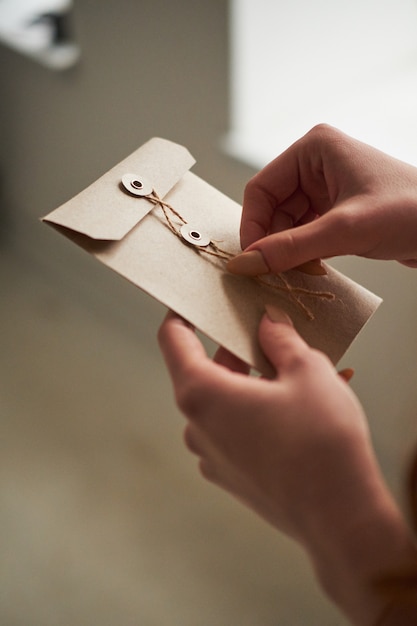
[42,137,382,377]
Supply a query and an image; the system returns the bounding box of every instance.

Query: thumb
[259,306,311,377]
[228,211,350,275]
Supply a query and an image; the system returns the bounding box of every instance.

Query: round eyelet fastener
[180,224,211,247]
[121,173,153,197]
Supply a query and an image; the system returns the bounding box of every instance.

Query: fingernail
[338,367,355,383]
[227,250,269,276]
[295,259,327,276]
[265,304,293,326]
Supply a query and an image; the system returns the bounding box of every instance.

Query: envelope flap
[42,137,196,241]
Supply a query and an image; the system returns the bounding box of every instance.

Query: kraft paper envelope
[42,137,382,377]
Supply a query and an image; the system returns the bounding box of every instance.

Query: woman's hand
[159,308,371,540]
[158,308,417,625]
[227,124,417,276]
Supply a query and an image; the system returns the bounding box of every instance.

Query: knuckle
[243,171,262,196]
[326,209,367,251]
[275,333,309,369]
[308,347,333,370]
[329,208,356,232]
[243,171,276,209]
[176,381,201,416]
[284,347,311,372]
[175,369,212,418]
[281,338,330,374]
[198,459,217,483]
[262,228,300,270]
[281,228,302,258]
[306,122,339,142]
[242,178,257,207]
[183,424,200,454]
[304,124,350,162]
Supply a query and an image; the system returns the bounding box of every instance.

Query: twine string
[148,190,335,320]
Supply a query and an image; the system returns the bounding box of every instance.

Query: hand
[159,308,371,540]
[158,308,417,624]
[227,124,417,276]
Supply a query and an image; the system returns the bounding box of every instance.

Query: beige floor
[0,246,350,625]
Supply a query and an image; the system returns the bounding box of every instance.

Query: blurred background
[1,1,417,624]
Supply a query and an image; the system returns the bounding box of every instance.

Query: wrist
[374,597,417,626]
[313,496,416,625]
[303,448,417,624]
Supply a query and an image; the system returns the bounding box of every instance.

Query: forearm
[374,600,417,626]
[306,467,417,625]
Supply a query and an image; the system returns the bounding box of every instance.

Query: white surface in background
[225,0,417,167]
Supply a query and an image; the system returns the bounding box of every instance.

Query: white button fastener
[121,173,153,197]
[180,224,211,247]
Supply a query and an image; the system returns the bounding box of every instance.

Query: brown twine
[147,190,335,320]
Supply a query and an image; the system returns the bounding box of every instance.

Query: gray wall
[0,0,255,339]
[1,0,252,258]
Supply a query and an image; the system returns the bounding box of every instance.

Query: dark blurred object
[0,1,80,69]
[30,10,72,45]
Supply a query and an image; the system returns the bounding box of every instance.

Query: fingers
[260,305,344,384]
[158,311,210,388]
[183,424,220,484]
[184,422,204,456]
[400,259,417,268]
[239,125,340,250]
[240,141,305,250]
[238,125,374,272]
[228,210,352,275]
[213,346,251,375]
[260,307,351,388]
[259,306,314,376]
[159,312,250,378]
[338,368,355,383]
[255,218,338,272]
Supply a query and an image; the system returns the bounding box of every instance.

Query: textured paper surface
[42,138,382,377]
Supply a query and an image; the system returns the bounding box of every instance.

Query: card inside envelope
[42,137,382,377]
